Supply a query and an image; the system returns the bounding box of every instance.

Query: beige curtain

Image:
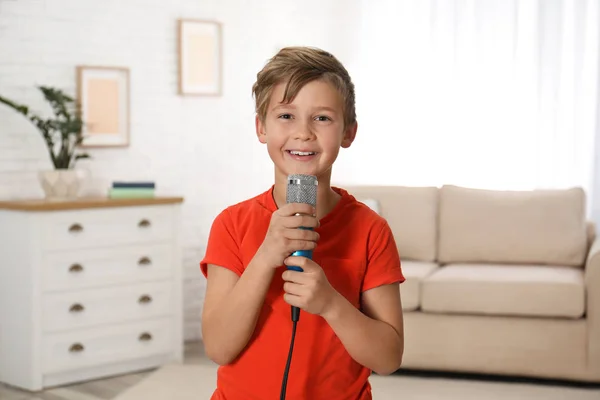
[350,0,599,219]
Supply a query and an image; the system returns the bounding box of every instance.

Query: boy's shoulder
[335,186,390,229]
[337,186,383,216]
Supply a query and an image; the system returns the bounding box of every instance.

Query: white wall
[0,0,361,340]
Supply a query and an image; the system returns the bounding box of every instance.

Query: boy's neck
[272,172,340,220]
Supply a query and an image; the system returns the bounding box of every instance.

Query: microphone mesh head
[286,174,318,207]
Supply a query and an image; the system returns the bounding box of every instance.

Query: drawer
[43,244,173,292]
[43,281,173,332]
[42,205,175,250]
[42,318,172,374]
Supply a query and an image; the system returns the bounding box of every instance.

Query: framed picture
[178,19,222,96]
[76,66,130,147]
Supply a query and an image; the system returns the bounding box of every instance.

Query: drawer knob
[69,303,85,313]
[138,257,151,266]
[139,332,153,342]
[138,219,151,228]
[69,343,85,353]
[138,295,152,304]
[68,223,84,233]
[69,263,84,273]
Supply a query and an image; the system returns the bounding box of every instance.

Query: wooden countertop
[0,196,184,211]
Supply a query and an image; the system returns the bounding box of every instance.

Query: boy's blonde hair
[252,46,356,127]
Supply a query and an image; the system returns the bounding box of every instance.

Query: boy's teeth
[289,151,315,156]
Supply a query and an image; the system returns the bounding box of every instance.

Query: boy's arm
[323,283,404,375]
[202,258,275,365]
[201,202,319,366]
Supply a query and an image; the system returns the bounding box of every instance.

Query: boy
[200,46,405,399]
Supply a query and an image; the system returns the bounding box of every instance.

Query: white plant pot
[38,169,84,199]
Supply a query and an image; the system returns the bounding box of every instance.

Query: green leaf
[0,86,89,170]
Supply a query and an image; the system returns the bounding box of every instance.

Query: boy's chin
[276,165,332,180]
[277,165,318,178]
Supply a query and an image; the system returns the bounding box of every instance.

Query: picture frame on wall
[76,66,130,148]
[178,19,222,96]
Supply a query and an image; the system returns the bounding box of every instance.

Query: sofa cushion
[398,261,438,311]
[345,186,438,262]
[438,185,588,267]
[421,264,585,318]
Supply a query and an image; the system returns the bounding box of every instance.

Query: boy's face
[256,79,356,182]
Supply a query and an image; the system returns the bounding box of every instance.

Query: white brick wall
[0,0,360,341]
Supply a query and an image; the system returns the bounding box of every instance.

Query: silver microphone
[286,174,318,322]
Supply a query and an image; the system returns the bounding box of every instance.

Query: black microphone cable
[280,307,300,400]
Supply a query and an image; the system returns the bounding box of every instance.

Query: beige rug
[114,363,599,400]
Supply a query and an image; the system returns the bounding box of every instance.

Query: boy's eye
[315,115,331,122]
[278,114,293,119]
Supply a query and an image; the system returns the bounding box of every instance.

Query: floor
[2,341,599,399]
[0,342,209,400]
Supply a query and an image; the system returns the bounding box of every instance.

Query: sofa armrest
[586,237,600,371]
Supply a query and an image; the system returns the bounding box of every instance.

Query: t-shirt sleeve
[362,219,405,292]
[200,208,244,278]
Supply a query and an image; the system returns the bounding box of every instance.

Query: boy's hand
[282,256,339,318]
[255,203,320,269]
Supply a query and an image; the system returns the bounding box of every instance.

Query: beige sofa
[345,184,600,383]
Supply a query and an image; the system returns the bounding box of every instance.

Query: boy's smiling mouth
[287,150,317,156]
[285,150,318,161]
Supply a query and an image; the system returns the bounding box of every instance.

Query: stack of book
[108,181,155,199]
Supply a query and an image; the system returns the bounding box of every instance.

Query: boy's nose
[293,123,315,141]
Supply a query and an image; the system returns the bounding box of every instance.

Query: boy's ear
[255,115,267,144]
[341,122,358,148]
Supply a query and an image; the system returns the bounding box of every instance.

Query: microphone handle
[287,227,313,322]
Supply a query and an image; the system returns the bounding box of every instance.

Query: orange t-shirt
[200,186,404,400]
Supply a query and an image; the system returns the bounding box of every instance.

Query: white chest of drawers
[0,196,184,391]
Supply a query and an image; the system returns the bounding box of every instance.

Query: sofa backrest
[344,184,592,268]
[437,185,589,267]
[344,185,438,262]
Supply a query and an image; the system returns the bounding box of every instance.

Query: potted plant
[0,86,90,199]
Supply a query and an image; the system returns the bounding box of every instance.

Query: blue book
[112,181,155,189]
